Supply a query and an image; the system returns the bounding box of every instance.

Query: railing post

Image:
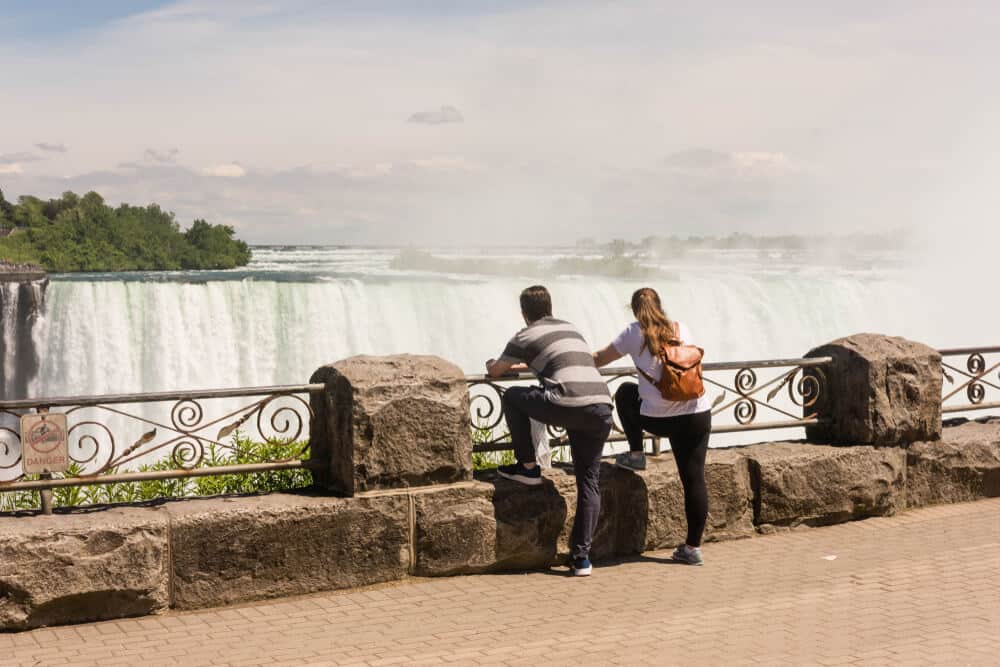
[39,473,54,514]
[309,355,473,495]
[650,436,662,456]
[804,333,942,445]
[36,405,54,514]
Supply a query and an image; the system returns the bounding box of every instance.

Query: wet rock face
[0,278,47,399]
[805,333,942,445]
[907,418,1000,507]
[310,355,473,495]
[0,509,170,631]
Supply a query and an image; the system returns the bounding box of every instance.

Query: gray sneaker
[671,545,704,566]
[615,452,647,471]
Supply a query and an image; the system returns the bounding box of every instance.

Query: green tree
[0,190,252,272]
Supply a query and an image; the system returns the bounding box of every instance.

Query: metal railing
[5,345,994,508]
[0,384,323,506]
[466,356,831,453]
[940,346,1000,414]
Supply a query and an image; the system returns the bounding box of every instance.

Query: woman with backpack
[592,287,713,565]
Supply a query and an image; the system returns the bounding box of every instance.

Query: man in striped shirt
[486,285,613,576]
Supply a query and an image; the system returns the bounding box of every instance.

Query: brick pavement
[3,498,1000,667]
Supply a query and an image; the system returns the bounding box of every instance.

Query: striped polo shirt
[498,317,613,407]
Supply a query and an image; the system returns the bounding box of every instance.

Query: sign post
[21,412,69,475]
[21,412,68,514]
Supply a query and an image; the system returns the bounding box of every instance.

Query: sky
[2,0,999,245]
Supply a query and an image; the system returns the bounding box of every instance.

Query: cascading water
[0,245,981,465]
[22,246,931,397]
[0,278,47,400]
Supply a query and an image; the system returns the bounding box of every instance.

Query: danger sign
[21,413,69,474]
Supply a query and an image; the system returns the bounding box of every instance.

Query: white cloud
[409,156,483,172]
[1,1,997,242]
[201,163,246,178]
[408,106,464,125]
[731,152,794,172]
[0,164,24,175]
[145,148,179,164]
[35,142,67,153]
[0,152,41,164]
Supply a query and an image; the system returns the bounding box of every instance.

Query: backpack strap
[637,366,659,386]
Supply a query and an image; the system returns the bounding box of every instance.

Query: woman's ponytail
[631,287,675,355]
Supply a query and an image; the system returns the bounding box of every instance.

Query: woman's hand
[593,344,623,368]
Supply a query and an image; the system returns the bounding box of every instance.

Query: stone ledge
[741,441,907,529]
[164,493,411,610]
[2,419,998,631]
[0,508,170,631]
[907,417,1000,508]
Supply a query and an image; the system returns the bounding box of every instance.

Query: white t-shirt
[611,321,713,418]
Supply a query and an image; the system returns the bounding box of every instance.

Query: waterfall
[32,270,924,396]
[0,246,955,399]
[1,245,985,468]
[0,279,47,399]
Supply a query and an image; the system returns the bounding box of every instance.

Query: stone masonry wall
[3,418,999,631]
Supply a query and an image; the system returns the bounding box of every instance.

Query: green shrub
[0,432,310,512]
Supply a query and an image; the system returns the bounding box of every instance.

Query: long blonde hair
[631,287,676,354]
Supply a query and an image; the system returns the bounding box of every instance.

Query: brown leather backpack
[636,322,706,401]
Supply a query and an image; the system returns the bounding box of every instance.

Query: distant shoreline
[0,262,47,282]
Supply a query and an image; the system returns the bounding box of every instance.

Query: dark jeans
[615,382,712,547]
[501,386,613,561]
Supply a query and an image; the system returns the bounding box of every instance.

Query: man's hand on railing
[485,358,529,378]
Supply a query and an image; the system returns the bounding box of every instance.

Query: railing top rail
[466,356,833,382]
[939,346,1000,356]
[0,383,326,411]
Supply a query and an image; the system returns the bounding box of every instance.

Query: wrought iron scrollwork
[0,417,21,471]
[941,348,1000,412]
[67,419,116,474]
[170,399,203,431]
[466,358,831,452]
[705,364,826,427]
[0,387,316,485]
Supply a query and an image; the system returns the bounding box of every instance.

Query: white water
[28,246,931,397]
[0,244,994,472]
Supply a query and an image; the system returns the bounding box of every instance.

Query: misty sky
[2,1,999,245]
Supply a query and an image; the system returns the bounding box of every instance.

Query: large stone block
[907,417,1000,507]
[0,508,169,631]
[166,493,410,610]
[619,450,754,551]
[481,451,754,567]
[805,334,942,445]
[744,442,906,528]
[492,465,645,564]
[487,470,570,569]
[413,483,497,576]
[310,355,473,495]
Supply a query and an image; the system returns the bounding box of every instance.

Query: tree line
[0,189,251,272]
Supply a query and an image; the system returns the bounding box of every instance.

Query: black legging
[615,382,712,547]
